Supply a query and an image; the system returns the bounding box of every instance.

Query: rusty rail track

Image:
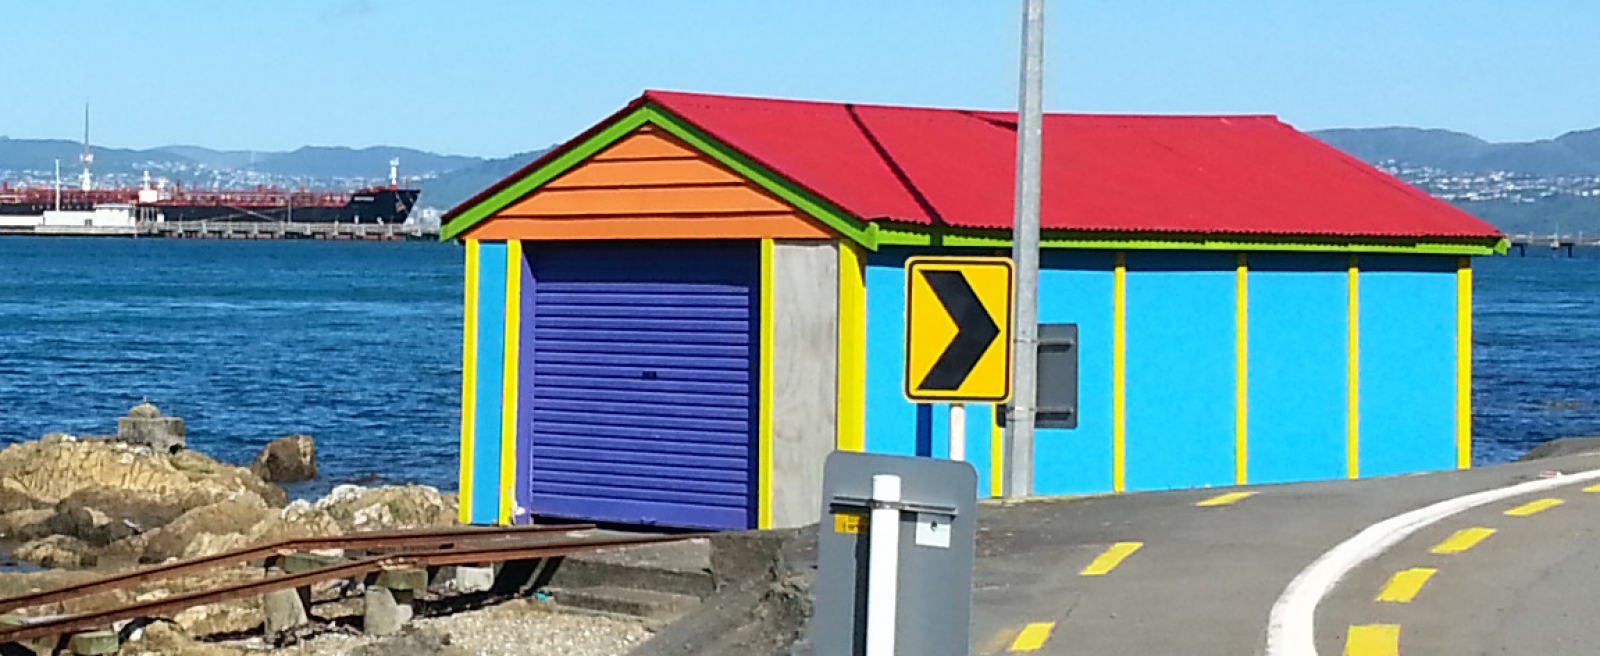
[0,531,700,645]
[0,523,594,615]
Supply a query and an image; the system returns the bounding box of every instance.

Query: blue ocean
[0,237,1590,495]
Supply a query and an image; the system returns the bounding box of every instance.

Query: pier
[1508,233,1587,256]
[0,220,440,241]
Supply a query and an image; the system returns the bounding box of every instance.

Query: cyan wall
[1359,255,1458,476]
[859,248,1468,498]
[1248,253,1349,483]
[1034,251,1117,495]
[1123,251,1237,490]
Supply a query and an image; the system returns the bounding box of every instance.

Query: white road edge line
[1263,468,1600,656]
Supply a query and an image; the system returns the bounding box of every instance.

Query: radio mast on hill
[78,102,93,192]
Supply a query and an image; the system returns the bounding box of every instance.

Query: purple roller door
[525,242,759,530]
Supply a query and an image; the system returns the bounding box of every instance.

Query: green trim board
[442,103,1505,257]
[869,223,1507,256]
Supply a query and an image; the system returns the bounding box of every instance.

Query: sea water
[0,237,1593,496]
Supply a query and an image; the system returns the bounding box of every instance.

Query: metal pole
[865,474,902,656]
[950,403,967,462]
[1005,0,1045,498]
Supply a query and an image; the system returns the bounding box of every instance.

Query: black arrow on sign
[918,270,1001,391]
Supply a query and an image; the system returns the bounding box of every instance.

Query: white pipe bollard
[949,403,967,462]
[866,474,902,656]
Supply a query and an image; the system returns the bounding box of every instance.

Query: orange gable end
[461,125,835,241]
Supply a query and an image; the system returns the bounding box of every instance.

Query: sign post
[904,256,1016,465]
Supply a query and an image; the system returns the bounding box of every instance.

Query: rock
[172,598,264,638]
[179,532,250,560]
[123,620,255,656]
[0,508,54,540]
[117,401,186,454]
[14,534,98,568]
[0,438,284,531]
[57,485,190,533]
[316,485,458,533]
[249,434,318,483]
[38,504,135,547]
[244,506,343,546]
[1518,436,1600,462]
[142,496,273,563]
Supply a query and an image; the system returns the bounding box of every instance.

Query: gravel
[260,599,654,656]
[415,599,654,656]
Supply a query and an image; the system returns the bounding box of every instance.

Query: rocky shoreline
[0,405,657,656]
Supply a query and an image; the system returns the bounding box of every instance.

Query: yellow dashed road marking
[1344,624,1399,656]
[1196,491,1256,507]
[1505,498,1564,516]
[1433,524,1491,556]
[1375,567,1436,603]
[1080,542,1143,576]
[1430,527,1495,554]
[1584,483,1600,493]
[975,628,1021,655]
[1008,622,1056,652]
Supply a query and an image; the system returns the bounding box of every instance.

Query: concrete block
[116,402,185,453]
[278,552,343,574]
[364,586,413,636]
[0,613,61,654]
[555,586,701,622]
[67,629,119,655]
[454,565,495,593]
[376,567,428,591]
[262,588,308,634]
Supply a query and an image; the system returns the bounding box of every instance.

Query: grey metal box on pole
[812,452,978,656]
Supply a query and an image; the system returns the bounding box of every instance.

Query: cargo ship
[0,171,420,224]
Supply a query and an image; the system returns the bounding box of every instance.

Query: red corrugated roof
[639,90,1501,240]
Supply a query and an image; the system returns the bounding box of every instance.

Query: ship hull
[147,189,420,224]
[0,189,419,224]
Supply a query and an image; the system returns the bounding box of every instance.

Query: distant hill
[1457,196,1600,236]
[152,145,261,170]
[1311,126,1600,176]
[414,148,553,211]
[251,146,481,179]
[0,138,487,183]
[0,137,192,173]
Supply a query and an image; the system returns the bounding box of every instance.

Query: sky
[5,1,1600,158]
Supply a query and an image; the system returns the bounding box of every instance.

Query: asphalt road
[963,451,1600,655]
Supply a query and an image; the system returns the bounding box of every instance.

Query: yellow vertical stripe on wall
[1113,251,1127,493]
[991,416,1004,498]
[836,242,866,452]
[1457,256,1473,469]
[758,239,777,529]
[459,240,481,525]
[1347,254,1361,479]
[498,240,522,525]
[1235,253,1249,485]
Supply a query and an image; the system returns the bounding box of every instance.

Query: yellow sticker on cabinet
[834,513,866,534]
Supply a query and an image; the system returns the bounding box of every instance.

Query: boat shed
[442,90,1506,530]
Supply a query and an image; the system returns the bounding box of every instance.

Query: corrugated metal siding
[526,242,759,529]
